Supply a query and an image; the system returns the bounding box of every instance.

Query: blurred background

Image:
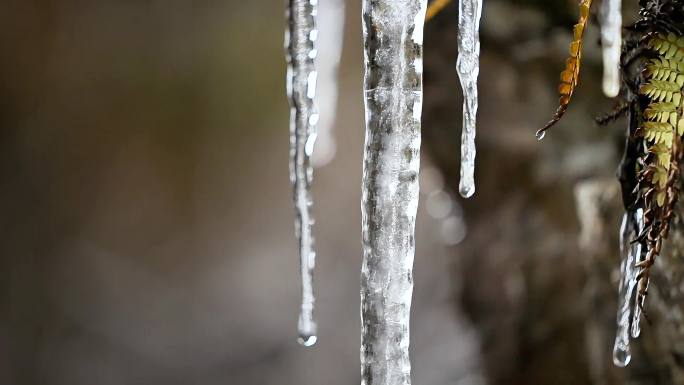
[0,0,671,384]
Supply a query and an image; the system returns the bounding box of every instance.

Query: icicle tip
[459,183,475,198]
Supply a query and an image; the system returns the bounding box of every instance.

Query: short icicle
[612,210,642,367]
[360,0,427,384]
[285,0,319,347]
[456,0,483,198]
[599,0,622,97]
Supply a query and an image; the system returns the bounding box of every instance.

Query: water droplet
[459,182,475,198]
[613,343,632,367]
[298,334,318,347]
[536,130,546,141]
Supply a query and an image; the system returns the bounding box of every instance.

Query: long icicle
[286,0,319,347]
[456,0,483,198]
[360,0,427,384]
[612,210,642,367]
[599,0,622,97]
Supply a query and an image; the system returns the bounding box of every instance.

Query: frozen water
[456,0,482,198]
[360,1,427,384]
[285,0,319,346]
[599,0,622,97]
[631,210,645,339]
[612,209,644,367]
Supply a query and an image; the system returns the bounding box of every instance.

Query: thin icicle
[599,0,622,97]
[456,0,483,198]
[312,0,345,168]
[360,1,427,384]
[631,209,646,339]
[612,211,641,367]
[285,0,319,347]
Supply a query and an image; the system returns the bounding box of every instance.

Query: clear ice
[631,209,646,339]
[599,0,622,97]
[360,0,427,384]
[612,209,644,367]
[285,0,319,346]
[456,0,482,198]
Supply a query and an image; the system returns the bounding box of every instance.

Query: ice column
[360,1,427,384]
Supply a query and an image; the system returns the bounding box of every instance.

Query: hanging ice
[312,0,345,168]
[360,1,427,384]
[612,214,632,367]
[456,0,482,198]
[612,208,644,366]
[285,0,319,347]
[612,211,640,366]
[599,0,622,97]
[630,209,646,339]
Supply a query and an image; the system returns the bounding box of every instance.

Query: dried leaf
[425,0,452,21]
[537,0,593,139]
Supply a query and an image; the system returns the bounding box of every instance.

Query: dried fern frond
[426,0,453,21]
[537,0,593,139]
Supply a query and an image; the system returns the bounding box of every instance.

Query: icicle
[599,0,622,97]
[360,1,427,384]
[312,0,345,168]
[631,209,646,339]
[456,0,483,198]
[612,211,640,367]
[612,208,645,367]
[285,0,319,347]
